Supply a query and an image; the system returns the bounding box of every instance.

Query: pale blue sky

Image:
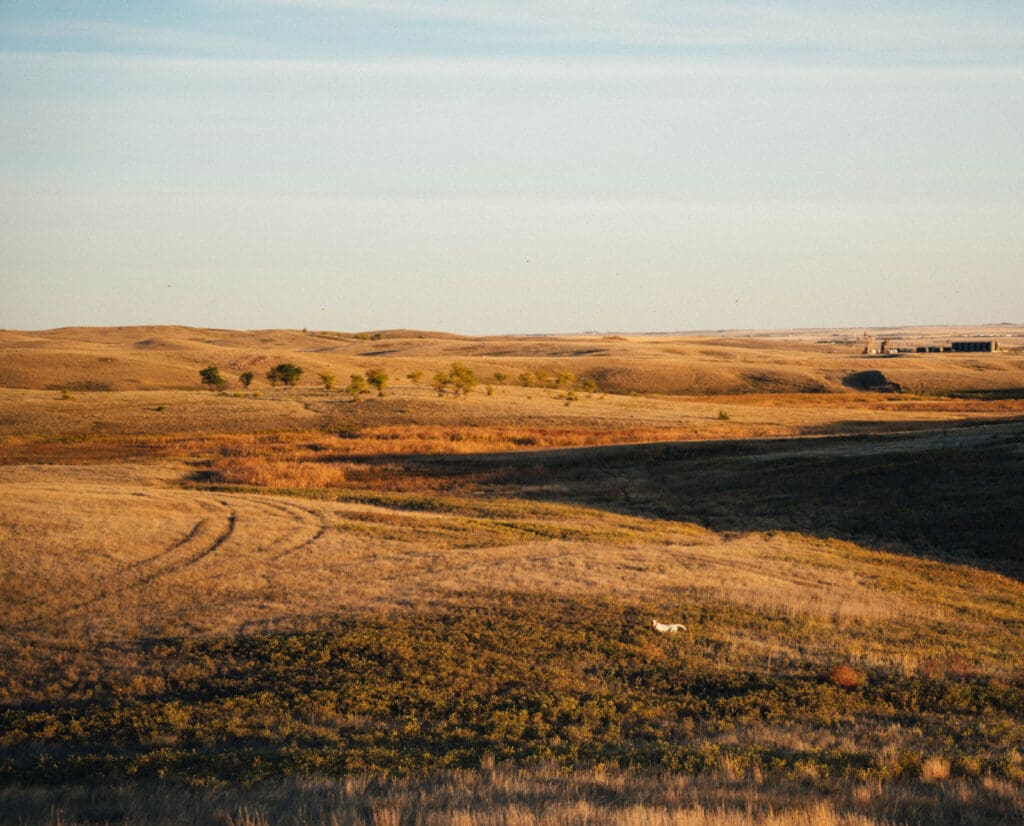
[2,1,1022,333]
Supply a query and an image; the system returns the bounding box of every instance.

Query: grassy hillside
[2,324,1023,396]
[1,328,1023,824]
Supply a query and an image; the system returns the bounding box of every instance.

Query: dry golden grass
[3,389,1023,468]
[11,767,1013,826]
[2,452,1022,696]
[1,324,1023,398]
[2,326,1024,824]
[920,757,952,782]
[2,324,1023,471]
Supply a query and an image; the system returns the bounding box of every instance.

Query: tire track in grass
[244,495,328,562]
[51,499,238,620]
[121,516,210,572]
[138,502,237,582]
[17,492,327,631]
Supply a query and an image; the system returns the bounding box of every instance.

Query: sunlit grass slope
[1,327,1023,824]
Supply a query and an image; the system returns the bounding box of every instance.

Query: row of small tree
[343,368,388,400]
[200,363,303,391]
[515,369,596,394]
[201,362,596,398]
[199,363,390,398]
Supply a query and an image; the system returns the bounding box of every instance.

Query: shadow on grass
[947,388,1024,401]
[354,419,1024,578]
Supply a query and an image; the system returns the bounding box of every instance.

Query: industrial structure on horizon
[862,335,1000,355]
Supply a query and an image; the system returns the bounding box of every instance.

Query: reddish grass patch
[828,664,863,689]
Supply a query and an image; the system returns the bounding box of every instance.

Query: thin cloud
[235,0,1024,57]
[3,19,255,55]
[3,50,1022,82]
[7,4,1023,66]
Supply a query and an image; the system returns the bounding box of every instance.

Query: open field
[2,324,1024,397]
[1,326,1023,824]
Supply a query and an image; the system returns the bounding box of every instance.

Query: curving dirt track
[0,465,341,637]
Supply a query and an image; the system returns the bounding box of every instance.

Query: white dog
[652,620,686,633]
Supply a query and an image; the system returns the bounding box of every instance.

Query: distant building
[951,341,999,352]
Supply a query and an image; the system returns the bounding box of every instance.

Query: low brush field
[1,326,1024,825]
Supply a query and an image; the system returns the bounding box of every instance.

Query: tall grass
[4,768,1022,825]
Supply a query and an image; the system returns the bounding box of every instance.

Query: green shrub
[266,363,302,387]
[366,369,388,397]
[199,365,226,391]
[346,374,370,401]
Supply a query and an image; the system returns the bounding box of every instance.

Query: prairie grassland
[5,769,1024,825]
[3,383,1023,469]
[2,327,1024,824]
[2,324,1023,397]
[3,426,1024,824]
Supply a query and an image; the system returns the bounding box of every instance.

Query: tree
[239,371,255,389]
[346,374,370,401]
[199,365,226,391]
[432,370,452,397]
[267,363,302,387]
[406,370,424,384]
[449,363,477,397]
[365,368,388,397]
[555,371,576,390]
[432,365,477,397]
[492,371,507,385]
[581,378,597,397]
[319,372,336,391]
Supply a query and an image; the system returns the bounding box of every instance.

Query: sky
[1,1,1022,334]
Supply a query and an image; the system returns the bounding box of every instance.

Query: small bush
[921,757,951,782]
[449,363,477,396]
[828,664,862,689]
[434,364,477,397]
[346,374,370,401]
[366,368,388,397]
[432,371,451,396]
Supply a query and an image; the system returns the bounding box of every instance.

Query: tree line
[199,363,392,400]
[201,362,598,400]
